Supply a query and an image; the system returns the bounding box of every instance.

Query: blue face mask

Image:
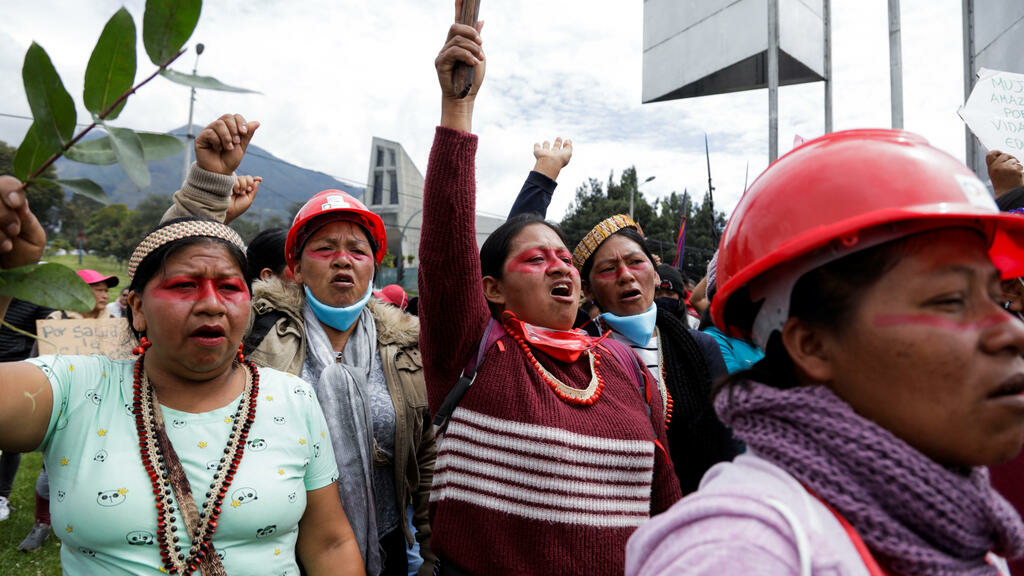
[304,281,373,332]
[599,303,658,346]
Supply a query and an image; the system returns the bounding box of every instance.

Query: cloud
[0,0,969,221]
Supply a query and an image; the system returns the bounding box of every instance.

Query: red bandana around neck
[501,312,607,363]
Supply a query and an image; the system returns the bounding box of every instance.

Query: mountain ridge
[54,125,365,217]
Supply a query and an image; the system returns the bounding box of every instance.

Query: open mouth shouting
[550,279,575,303]
[189,324,227,347]
[618,287,643,304]
[330,272,355,290]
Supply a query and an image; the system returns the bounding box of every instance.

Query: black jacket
[585,309,741,495]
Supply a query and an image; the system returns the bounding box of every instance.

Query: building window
[372,173,383,205]
[376,146,385,167]
[388,170,399,204]
[388,149,396,167]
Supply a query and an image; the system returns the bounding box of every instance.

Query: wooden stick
[452,0,482,99]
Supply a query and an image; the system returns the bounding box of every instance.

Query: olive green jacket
[165,164,436,573]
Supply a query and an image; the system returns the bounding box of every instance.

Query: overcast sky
[0,0,968,221]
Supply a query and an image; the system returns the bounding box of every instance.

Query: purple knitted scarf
[716,380,1024,575]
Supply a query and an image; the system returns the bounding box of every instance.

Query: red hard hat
[285,190,387,269]
[711,129,1024,347]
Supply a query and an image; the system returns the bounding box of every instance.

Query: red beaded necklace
[132,344,259,575]
[503,318,606,406]
[654,329,674,426]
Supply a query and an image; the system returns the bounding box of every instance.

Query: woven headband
[128,220,246,284]
[572,214,644,269]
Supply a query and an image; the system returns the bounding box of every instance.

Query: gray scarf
[302,303,382,576]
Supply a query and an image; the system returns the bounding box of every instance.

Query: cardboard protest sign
[959,68,1024,154]
[36,317,134,360]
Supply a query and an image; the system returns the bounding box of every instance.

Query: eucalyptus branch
[1,318,57,350]
[26,48,188,182]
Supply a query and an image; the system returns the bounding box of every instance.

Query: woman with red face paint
[625,131,1024,575]
[159,112,438,576]
[0,175,363,575]
[573,216,739,496]
[418,7,681,576]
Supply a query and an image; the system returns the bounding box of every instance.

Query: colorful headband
[572,214,644,269]
[128,220,246,284]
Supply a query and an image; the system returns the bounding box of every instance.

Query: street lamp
[630,175,656,219]
[181,43,205,184]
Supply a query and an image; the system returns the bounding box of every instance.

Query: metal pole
[633,176,655,221]
[181,44,204,184]
[962,0,977,174]
[823,0,833,133]
[767,0,779,162]
[888,0,904,129]
[397,208,423,285]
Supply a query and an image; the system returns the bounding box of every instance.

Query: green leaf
[33,177,110,205]
[63,137,117,165]
[22,43,77,153]
[84,8,137,120]
[65,132,184,165]
[137,132,186,161]
[105,126,151,189]
[12,124,54,180]
[160,69,260,93]
[0,263,95,313]
[143,0,201,65]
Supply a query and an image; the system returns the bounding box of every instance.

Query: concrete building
[365,137,505,291]
[366,137,424,272]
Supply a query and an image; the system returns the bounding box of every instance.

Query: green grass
[0,250,127,572]
[0,452,62,575]
[44,253,127,300]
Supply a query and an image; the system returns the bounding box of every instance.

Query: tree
[559,167,726,280]
[134,193,172,234]
[0,140,64,232]
[4,0,253,314]
[679,191,727,281]
[56,194,105,245]
[85,203,142,263]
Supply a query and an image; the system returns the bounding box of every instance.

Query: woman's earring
[132,336,152,356]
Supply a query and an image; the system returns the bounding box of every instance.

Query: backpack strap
[242,310,287,357]
[599,339,669,456]
[433,318,503,434]
[600,339,652,414]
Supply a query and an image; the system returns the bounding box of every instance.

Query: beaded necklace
[132,352,259,575]
[654,329,674,426]
[504,318,606,405]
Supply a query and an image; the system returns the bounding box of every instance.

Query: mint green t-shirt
[26,355,339,576]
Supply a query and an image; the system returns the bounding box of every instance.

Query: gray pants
[35,464,48,500]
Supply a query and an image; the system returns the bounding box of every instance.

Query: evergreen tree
[559,167,726,281]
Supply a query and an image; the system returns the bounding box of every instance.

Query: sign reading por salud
[959,68,1024,153]
[36,317,134,360]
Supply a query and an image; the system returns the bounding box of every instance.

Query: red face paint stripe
[304,250,372,262]
[506,248,578,278]
[593,259,651,279]
[151,276,250,304]
[873,313,1009,331]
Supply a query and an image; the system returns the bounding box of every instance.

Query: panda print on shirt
[27,356,337,575]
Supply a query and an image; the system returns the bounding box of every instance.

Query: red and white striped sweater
[419,127,682,576]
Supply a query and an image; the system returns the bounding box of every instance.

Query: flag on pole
[672,216,687,268]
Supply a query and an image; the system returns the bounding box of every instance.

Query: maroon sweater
[418,127,682,576]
